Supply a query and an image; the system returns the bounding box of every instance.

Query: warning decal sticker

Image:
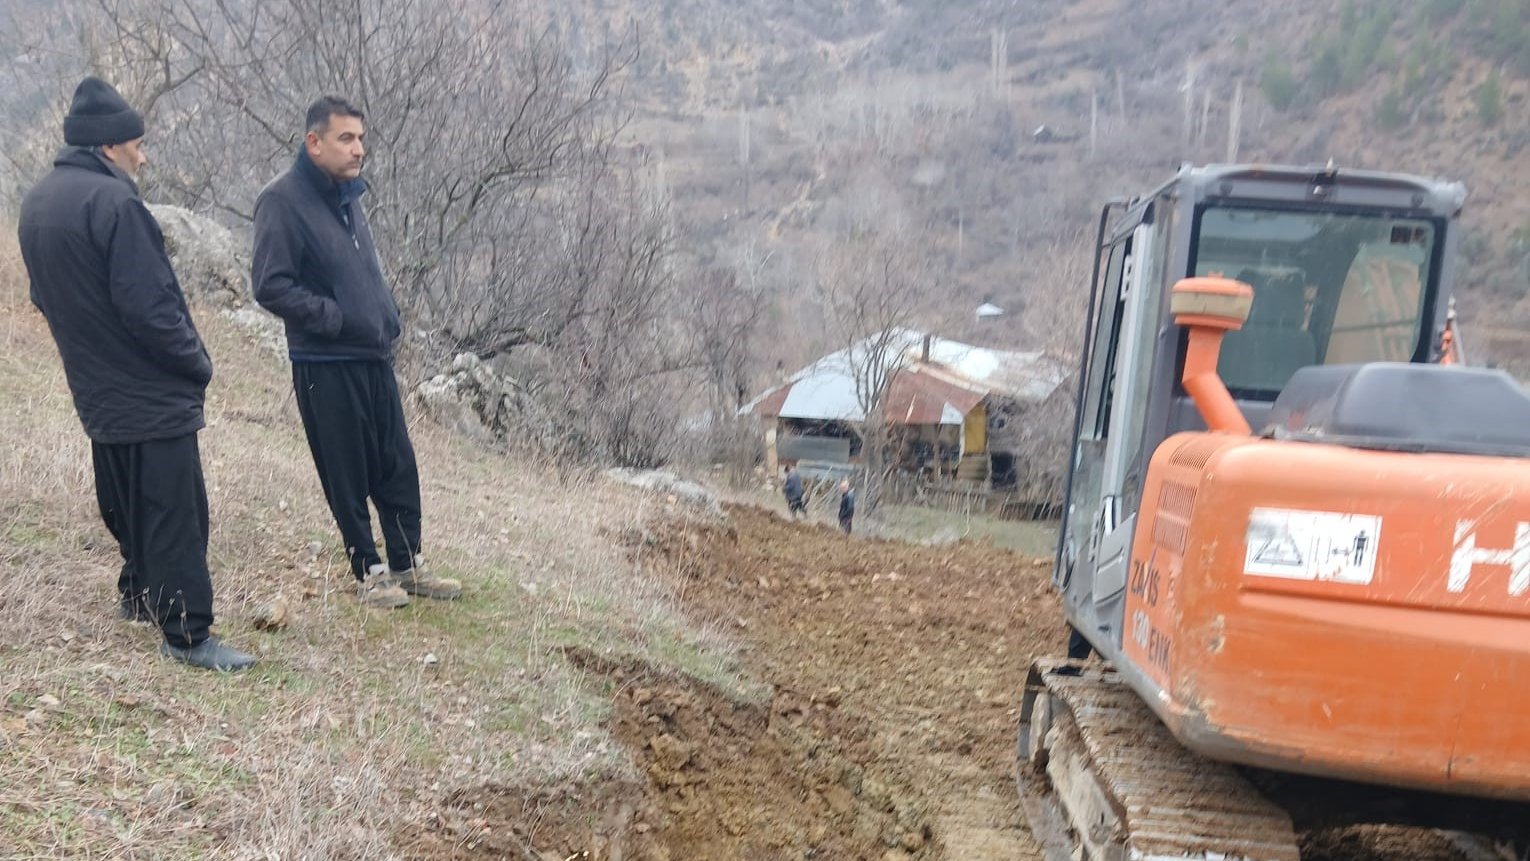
[1244,507,1381,585]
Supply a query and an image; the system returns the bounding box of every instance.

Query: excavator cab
[1029,165,1530,861]
[1057,164,1461,658]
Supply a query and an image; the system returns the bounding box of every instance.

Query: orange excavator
[1021,164,1530,861]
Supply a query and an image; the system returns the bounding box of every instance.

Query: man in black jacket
[17,77,254,671]
[252,96,460,609]
[838,480,856,534]
[782,465,806,518]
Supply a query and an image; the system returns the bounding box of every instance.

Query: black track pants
[92,433,214,649]
[292,361,422,579]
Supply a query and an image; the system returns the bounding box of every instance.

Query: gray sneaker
[360,564,410,609]
[392,555,462,600]
[160,636,257,672]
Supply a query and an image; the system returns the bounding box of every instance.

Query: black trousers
[292,360,422,580]
[93,433,214,649]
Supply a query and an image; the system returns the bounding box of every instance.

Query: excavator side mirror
[1170,276,1254,331]
[1171,277,1256,435]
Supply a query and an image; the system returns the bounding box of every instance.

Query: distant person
[782,465,806,519]
[252,96,460,608]
[17,76,254,671]
[838,480,856,534]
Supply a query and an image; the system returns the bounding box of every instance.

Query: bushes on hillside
[1475,69,1505,125]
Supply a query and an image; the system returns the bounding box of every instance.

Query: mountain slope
[576,0,1529,369]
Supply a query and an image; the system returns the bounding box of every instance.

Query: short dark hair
[305,96,364,134]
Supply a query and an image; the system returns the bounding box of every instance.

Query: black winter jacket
[251,150,401,361]
[783,471,804,502]
[18,147,212,444]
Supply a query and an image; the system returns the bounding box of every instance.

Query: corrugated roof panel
[743,329,1070,422]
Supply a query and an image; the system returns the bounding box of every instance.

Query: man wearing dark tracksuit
[783,465,806,518]
[252,96,460,609]
[18,77,254,671]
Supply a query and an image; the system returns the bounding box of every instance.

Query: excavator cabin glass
[1189,205,1443,398]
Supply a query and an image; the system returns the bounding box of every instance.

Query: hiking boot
[392,555,462,600]
[160,636,257,672]
[360,564,410,609]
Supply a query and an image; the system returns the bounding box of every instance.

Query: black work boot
[160,636,257,672]
[118,594,153,624]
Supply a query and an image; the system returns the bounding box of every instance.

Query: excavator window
[1189,205,1440,399]
[1084,241,1132,440]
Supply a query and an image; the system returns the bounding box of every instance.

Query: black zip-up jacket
[783,471,804,502]
[251,150,401,362]
[18,147,212,444]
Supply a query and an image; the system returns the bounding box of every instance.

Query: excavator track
[1017,658,1301,861]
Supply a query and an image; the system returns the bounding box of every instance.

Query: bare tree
[1010,226,1094,510]
[50,0,653,362]
[11,0,716,467]
[817,229,928,505]
[690,269,765,420]
[537,164,695,467]
[682,242,772,477]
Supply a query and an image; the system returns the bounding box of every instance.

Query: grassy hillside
[0,229,750,858]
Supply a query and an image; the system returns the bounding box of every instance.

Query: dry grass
[0,228,750,860]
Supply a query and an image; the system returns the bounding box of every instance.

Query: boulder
[415,352,517,444]
[604,467,724,518]
[146,204,247,309]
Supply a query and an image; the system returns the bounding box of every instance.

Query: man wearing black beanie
[16,76,255,672]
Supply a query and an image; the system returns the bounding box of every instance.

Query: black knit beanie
[62,77,144,147]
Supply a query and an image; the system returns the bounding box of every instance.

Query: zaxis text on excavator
[1021,163,1530,861]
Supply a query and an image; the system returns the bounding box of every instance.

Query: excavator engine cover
[1268,363,1530,457]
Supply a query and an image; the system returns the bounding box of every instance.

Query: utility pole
[1090,87,1098,158]
[738,106,751,212]
[1226,80,1244,163]
[1182,58,1198,150]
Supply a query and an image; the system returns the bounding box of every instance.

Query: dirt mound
[582,650,926,858]
[407,646,927,860]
